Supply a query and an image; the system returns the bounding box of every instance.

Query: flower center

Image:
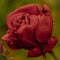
[10,13,31,30]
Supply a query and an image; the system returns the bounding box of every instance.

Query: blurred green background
[0,0,60,60]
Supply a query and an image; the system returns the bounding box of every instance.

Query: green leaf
[0,55,7,60]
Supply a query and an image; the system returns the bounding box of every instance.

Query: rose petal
[44,37,58,52]
[17,15,38,34]
[6,13,26,30]
[35,15,53,43]
[2,30,13,41]
[29,15,39,29]
[6,39,23,50]
[17,25,37,50]
[2,30,23,50]
[27,48,41,57]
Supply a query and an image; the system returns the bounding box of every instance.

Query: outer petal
[43,37,58,52]
[35,14,53,43]
[2,30,23,50]
[17,25,37,50]
[27,48,41,57]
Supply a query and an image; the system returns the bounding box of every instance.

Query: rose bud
[2,4,58,59]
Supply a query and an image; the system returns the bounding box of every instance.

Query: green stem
[49,51,58,60]
[42,54,46,60]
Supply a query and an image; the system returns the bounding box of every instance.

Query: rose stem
[42,54,46,60]
[49,51,58,60]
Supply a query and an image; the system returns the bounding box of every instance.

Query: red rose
[2,4,58,57]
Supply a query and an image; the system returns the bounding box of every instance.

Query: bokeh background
[0,0,60,60]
